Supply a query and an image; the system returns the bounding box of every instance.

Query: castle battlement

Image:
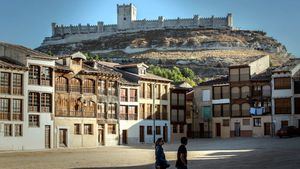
[44,3,233,45]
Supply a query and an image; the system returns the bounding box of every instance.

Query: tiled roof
[273,58,300,72]
[0,41,56,60]
[0,57,27,70]
[197,75,229,86]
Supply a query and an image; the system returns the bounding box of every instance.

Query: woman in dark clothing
[176,137,188,169]
[155,138,170,169]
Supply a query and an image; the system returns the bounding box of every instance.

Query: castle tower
[117,3,137,30]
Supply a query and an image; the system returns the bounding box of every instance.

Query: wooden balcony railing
[84,111,95,117]
[55,85,68,92]
[41,80,51,86]
[121,96,127,102]
[13,87,22,95]
[119,114,128,120]
[13,113,22,121]
[41,107,51,113]
[69,86,81,93]
[0,86,10,94]
[82,87,95,94]
[130,97,137,102]
[28,106,39,112]
[29,79,39,85]
[107,113,117,119]
[56,109,69,116]
[128,114,137,120]
[0,113,9,120]
[97,113,106,119]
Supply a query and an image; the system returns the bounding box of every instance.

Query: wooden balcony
[13,113,22,121]
[0,86,10,94]
[13,87,22,95]
[97,113,106,119]
[28,106,39,112]
[56,109,69,116]
[84,111,95,117]
[128,114,137,120]
[130,97,137,102]
[29,79,39,85]
[82,87,95,94]
[0,113,9,120]
[41,80,51,86]
[55,85,68,92]
[41,107,51,113]
[107,113,117,119]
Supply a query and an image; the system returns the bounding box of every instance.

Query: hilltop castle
[42,3,233,45]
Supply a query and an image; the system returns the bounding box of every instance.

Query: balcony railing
[120,96,127,102]
[107,113,117,119]
[69,86,81,93]
[128,114,137,120]
[13,113,22,121]
[82,87,95,94]
[55,85,68,92]
[0,113,9,120]
[119,114,128,120]
[84,111,95,117]
[56,109,69,116]
[13,87,22,95]
[70,110,83,117]
[29,79,39,85]
[0,86,10,94]
[130,97,137,102]
[41,107,51,113]
[97,113,106,119]
[41,80,51,86]
[28,106,39,112]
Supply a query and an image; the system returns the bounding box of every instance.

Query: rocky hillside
[37,28,290,79]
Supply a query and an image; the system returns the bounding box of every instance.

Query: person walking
[155,138,170,169]
[176,137,188,169]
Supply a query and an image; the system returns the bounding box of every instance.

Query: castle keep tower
[117,3,137,30]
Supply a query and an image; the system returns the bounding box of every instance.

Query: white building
[271,58,300,132]
[0,42,56,150]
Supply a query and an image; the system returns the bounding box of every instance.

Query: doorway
[59,129,67,147]
[122,130,128,144]
[139,126,145,143]
[234,122,241,137]
[264,123,271,136]
[199,123,204,138]
[98,127,104,146]
[216,123,221,137]
[45,125,51,149]
[163,126,168,143]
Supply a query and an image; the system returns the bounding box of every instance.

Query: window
[4,124,12,136]
[83,79,95,93]
[262,85,271,97]
[107,103,116,119]
[213,87,221,100]
[213,105,221,117]
[120,88,128,101]
[147,126,152,135]
[202,90,210,101]
[98,103,106,118]
[295,81,300,94]
[84,124,93,135]
[108,124,116,134]
[222,86,230,99]
[120,105,127,120]
[29,115,39,127]
[241,103,250,116]
[55,77,68,92]
[130,89,137,102]
[230,68,239,82]
[171,109,177,122]
[0,72,10,94]
[178,93,185,105]
[0,98,9,120]
[231,87,240,99]
[128,106,137,120]
[146,104,152,119]
[139,104,145,119]
[155,105,161,120]
[74,124,81,135]
[15,124,22,136]
[275,98,291,114]
[274,77,291,89]
[202,106,212,120]
[13,99,22,121]
[84,101,95,117]
[171,93,178,105]
[41,93,51,112]
[70,78,81,93]
[295,98,300,114]
[173,124,177,133]
[29,92,39,112]
[241,86,250,98]
[41,67,52,86]
[29,65,40,85]
[242,119,250,126]
[162,85,168,100]
[240,67,250,81]
[179,124,184,133]
[156,126,161,135]
[178,110,185,122]
[146,84,152,99]
[13,73,22,95]
[155,84,161,99]
[231,104,240,117]
[223,104,230,117]
[162,105,168,120]
[108,81,117,96]
[98,80,106,95]
[140,83,145,98]
[253,118,261,127]
[222,119,229,126]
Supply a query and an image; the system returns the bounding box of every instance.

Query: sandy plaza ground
[0,137,300,169]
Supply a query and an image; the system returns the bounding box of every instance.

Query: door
[187,124,192,138]
[59,129,67,147]
[234,122,241,137]
[122,130,128,144]
[216,123,221,137]
[45,125,51,149]
[139,126,145,143]
[199,123,204,138]
[281,121,288,128]
[163,126,168,143]
[264,123,271,136]
[98,128,104,145]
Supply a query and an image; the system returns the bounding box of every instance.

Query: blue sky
[0,0,299,56]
